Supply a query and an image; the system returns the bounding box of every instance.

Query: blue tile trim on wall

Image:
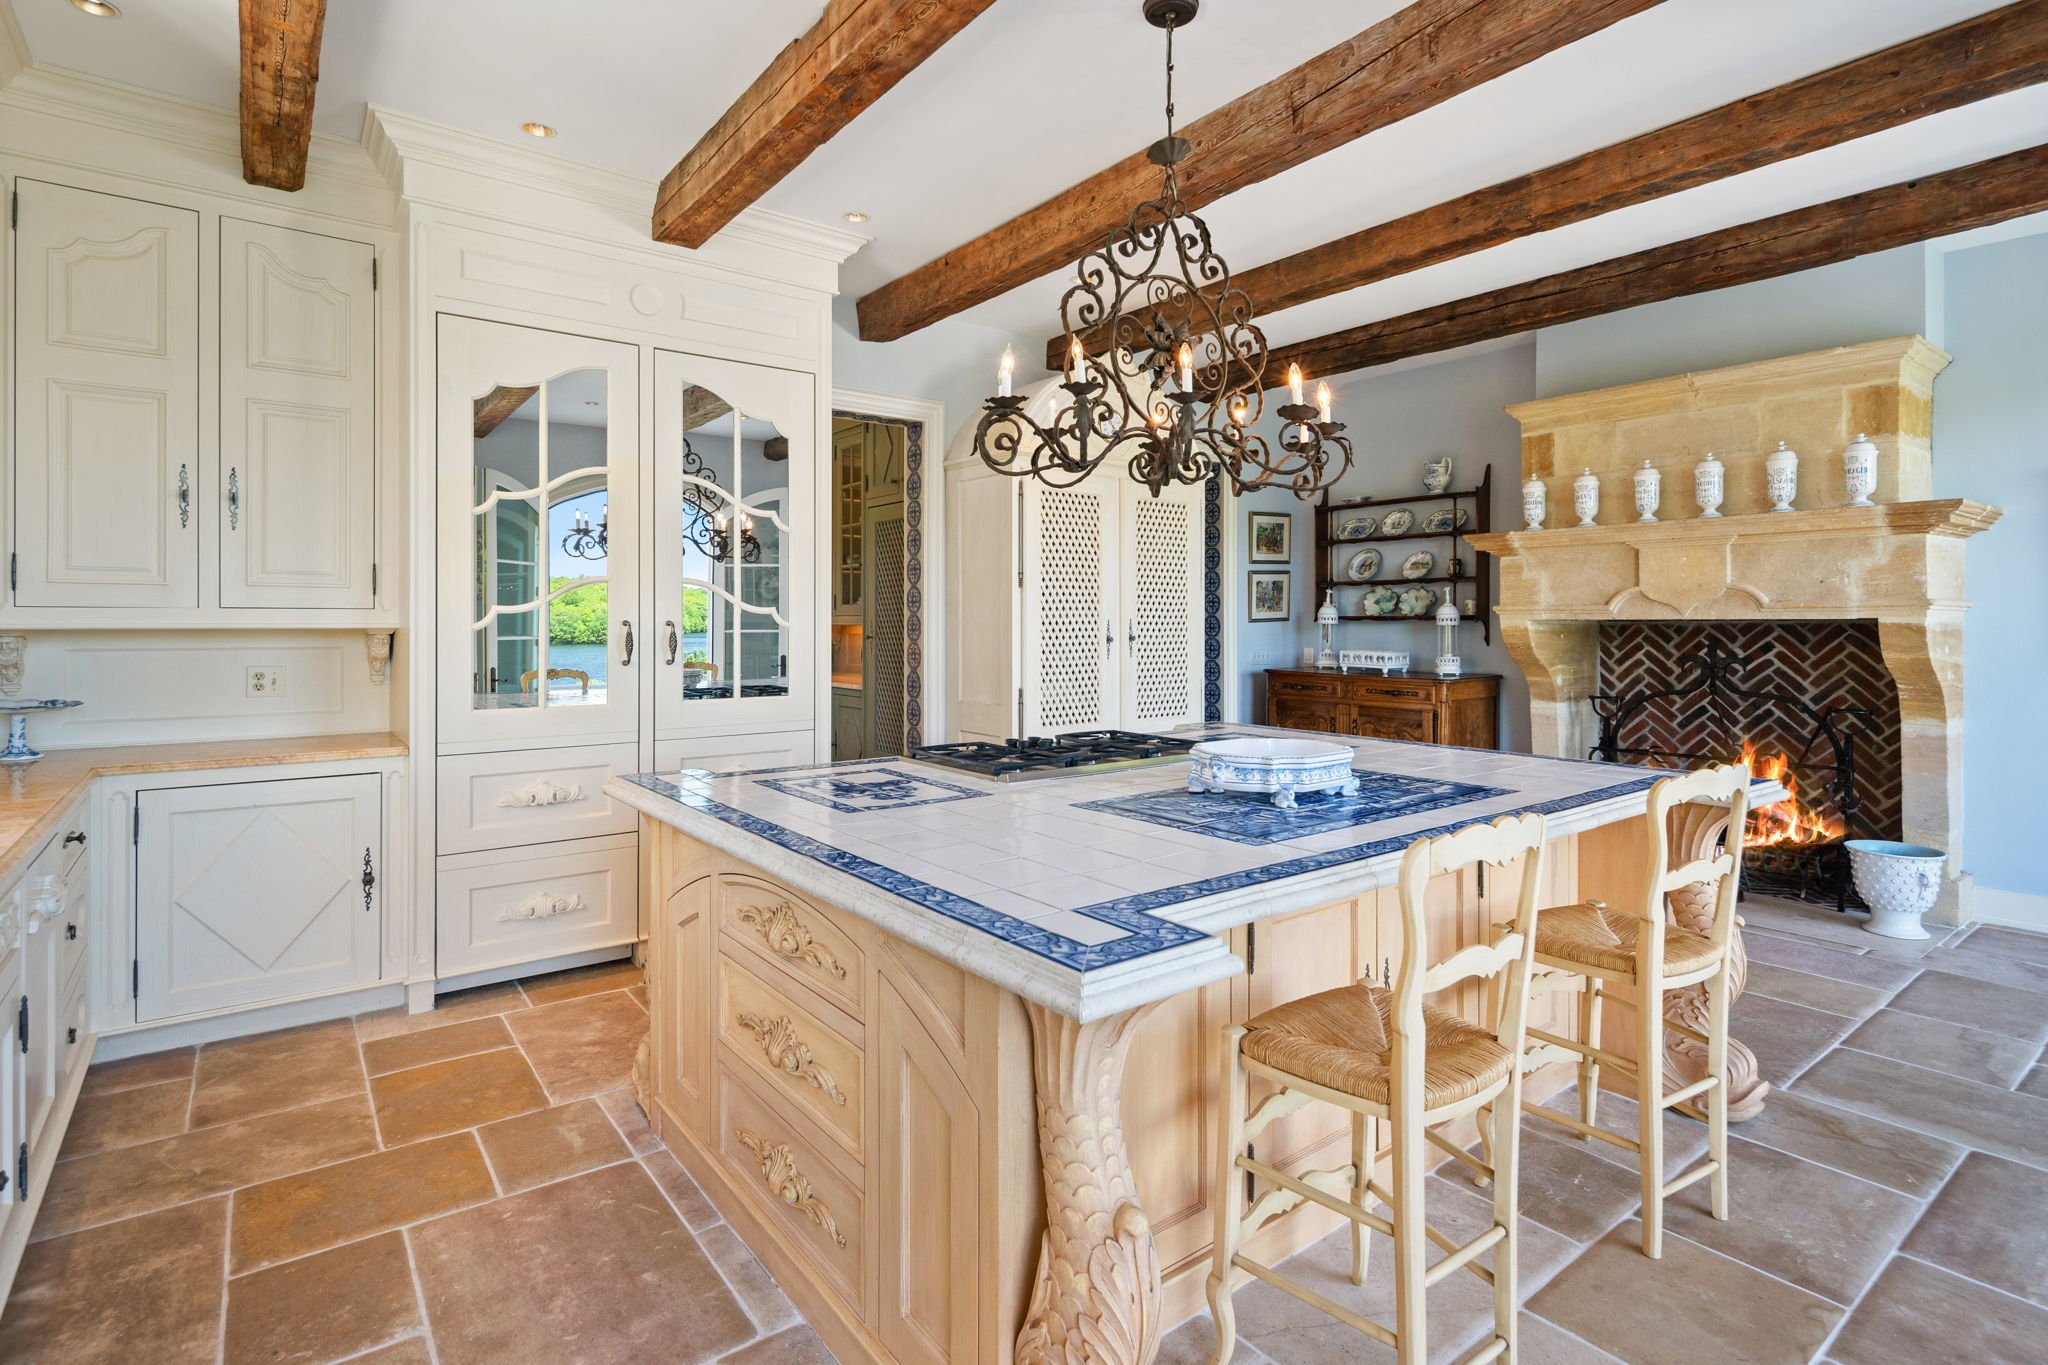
[835,409,925,749]
[1204,475,1223,722]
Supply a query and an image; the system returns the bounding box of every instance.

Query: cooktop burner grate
[910,730,1198,780]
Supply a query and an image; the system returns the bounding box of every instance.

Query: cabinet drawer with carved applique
[435,833,638,977]
[436,744,639,854]
[716,952,864,1160]
[717,875,865,1021]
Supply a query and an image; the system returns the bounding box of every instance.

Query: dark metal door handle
[621,620,635,666]
[227,467,240,530]
[361,849,376,912]
[665,620,678,665]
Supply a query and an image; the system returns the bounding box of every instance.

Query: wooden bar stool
[1207,813,1548,1365]
[1515,763,1750,1259]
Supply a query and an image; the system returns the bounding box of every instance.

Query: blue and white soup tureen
[1187,738,1359,810]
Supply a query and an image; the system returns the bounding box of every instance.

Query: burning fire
[1737,740,1844,848]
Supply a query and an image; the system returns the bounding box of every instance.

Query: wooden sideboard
[1264,668,1501,749]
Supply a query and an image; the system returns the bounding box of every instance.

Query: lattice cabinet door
[1021,481,1120,735]
[1119,482,1206,732]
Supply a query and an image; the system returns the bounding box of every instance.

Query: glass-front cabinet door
[652,351,815,744]
[438,316,640,747]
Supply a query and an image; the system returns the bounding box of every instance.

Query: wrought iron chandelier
[972,0,1351,499]
[560,505,607,561]
[679,436,762,564]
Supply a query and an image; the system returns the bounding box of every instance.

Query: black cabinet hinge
[371,257,379,290]
[15,1142,25,1198]
[9,190,16,229]
[16,994,25,1054]
[371,562,378,597]
[8,553,15,594]
[131,959,139,999]
[132,805,140,845]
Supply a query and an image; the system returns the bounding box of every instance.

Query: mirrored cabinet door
[651,351,816,744]
[437,316,640,747]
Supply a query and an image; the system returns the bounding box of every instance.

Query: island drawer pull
[737,1010,847,1106]
[737,1129,848,1247]
[736,901,847,981]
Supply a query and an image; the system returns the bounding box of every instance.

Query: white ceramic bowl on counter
[1187,737,1360,810]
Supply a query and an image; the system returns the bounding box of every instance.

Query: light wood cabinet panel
[658,875,714,1143]
[718,875,865,1022]
[219,219,377,608]
[719,953,864,1161]
[1124,971,1231,1278]
[13,180,200,608]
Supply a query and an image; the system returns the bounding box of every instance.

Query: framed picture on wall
[1247,571,1291,622]
[1247,511,1292,563]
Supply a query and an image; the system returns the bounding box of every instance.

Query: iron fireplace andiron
[1588,638,1871,911]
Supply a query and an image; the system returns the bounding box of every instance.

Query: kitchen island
[607,727,1779,1365]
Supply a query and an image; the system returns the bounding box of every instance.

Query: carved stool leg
[1663,809,1769,1121]
[1018,1000,1166,1365]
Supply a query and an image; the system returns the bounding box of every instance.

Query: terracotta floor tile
[1530,1084,1709,1175]
[34,1094,377,1240]
[353,981,528,1043]
[1528,1220,1841,1365]
[0,1196,227,1363]
[720,1325,844,1364]
[1661,1135,1919,1304]
[1842,1008,2037,1087]
[59,1077,190,1158]
[1798,1047,2048,1168]
[476,1096,629,1193]
[370,1047,548,1147]
[518,958,643,1007]
[409,1161,755,1365]
[1831,1256,2048,1364]
[1744,961,1894,1018]
[1740,934,1920,990]
[1889,968,2048,1043]
[629,983,650,1010]
[361,1014,514,1077]
[1730,1089,1963,1197]
[1955,924,2048,966]
[190,1019,366,1128]
[644,1148,724,1231]
[78,1044,196,1097]
[231,1132,494,1273]
[1900,1152,2048,1305]
[700,1220,800,1334]
[1730,993,1857,1086]
[503,990,648,1101]
[1437,1129,1641,1243]
[224,1230,421,1365]
[597,1086,660,1155]
[350,1339,435,1365]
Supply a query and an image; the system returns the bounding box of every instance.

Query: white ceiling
[13,0,2043,364]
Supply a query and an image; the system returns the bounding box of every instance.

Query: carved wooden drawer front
[718,876,865,1021]
[717,952,864,1160]
[1270,675,1344,699]
[1357,682,1427,701]
[1352,705,1435,744]
[716,1060,865,1316]
[437,743,638,854]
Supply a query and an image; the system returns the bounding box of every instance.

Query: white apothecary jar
[1843,432,1879,507]
[1633,460,1661,523]
[1766,441,1799,513]
[1573,468,1600,527]
[1694,451,1725,518]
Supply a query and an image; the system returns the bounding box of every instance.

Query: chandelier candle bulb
[997,346,1015,398]
[1633,459,1661,523]
[1767,441,1799,512]
[1316,382,1333,424]
[1177,342,1194,392]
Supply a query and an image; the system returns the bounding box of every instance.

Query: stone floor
[9,902,2048,1364]
[1,959,831,1364]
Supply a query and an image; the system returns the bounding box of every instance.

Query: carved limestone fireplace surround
[1469,336,1999,926]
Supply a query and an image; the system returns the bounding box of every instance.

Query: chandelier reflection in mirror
[679,436,762,564]
[559,504,607,561]
[972,0,1351,500]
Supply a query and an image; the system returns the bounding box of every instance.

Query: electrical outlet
[246,666,286,698]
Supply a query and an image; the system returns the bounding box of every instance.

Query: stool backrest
[1389,813,1548,1106]
[1633,763,1751,974]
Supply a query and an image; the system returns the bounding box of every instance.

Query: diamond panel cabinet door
[135,774,382,1022]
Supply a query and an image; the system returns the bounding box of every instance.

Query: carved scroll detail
[1663,804,1769,1121]
[736,902,846,980]
[499,891,585,922]
[736,1129,848,1248]
[496,779,586,808]
[737,1010,847,1106]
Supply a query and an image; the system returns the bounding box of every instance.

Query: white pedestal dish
[1186,737,1359,809]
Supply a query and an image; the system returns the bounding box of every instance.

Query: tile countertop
[607,725,1785,1022]
[0,732,408,883]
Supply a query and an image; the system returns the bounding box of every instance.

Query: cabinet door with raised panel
[13,180,199,608]
[1119,480,1206,732]
[136,774,381,1022]
[220,219,377,608]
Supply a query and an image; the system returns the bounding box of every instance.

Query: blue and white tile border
[1204,474,1223,723]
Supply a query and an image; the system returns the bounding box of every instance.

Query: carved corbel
[366,631,394,685]
[0,636,25,696]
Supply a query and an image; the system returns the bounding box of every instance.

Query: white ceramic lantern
[1633,460,1661,523]
[1435,599,1462,677]
[1573,468,1600,527]
[1522,475,1546,531]
[1843,432,1878,507]
[1694,450,1725,518]
[1766,441,1799,513]
[1315,590,1339,670]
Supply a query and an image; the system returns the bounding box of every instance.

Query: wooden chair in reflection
[519,667,590,696]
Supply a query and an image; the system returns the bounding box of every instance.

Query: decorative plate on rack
[1397,584,1436,617]
[1345,548,1381,581]
[1380,508,1415,537]
[1336,514,1376,541]
[1359,585,1401,617]
[1400,550,1435,579]
[1421,507,1470,534]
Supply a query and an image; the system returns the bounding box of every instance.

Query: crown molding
[0,2,28,88]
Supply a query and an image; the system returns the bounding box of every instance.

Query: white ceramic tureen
[1187,737,1360,810]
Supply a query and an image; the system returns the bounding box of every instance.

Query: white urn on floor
[1846,839,1946,940]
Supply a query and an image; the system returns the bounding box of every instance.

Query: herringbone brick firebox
[1595,620,1904,905]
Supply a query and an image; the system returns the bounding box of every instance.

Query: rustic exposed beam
[1049,0,2048,368]
[682,386,734,432]
[239,0,327,192]
[654,0,1002,248]
[857,0,1663,342]
[1264,144,2048,382]
[473,386,538,439]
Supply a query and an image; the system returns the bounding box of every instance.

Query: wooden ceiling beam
[1263,143,2048,382]
[857,0,1665,343]
[654,0,1002,248]
[473,386,539,439]
[1047,0,2048,369]
[239,0,327,192]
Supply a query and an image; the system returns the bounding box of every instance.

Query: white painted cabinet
[219,218,378,608]
[12,180,201,608]
[135,774,382,1022]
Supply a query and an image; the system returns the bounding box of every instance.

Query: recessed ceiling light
[521,122,556,139]
[842,211,870,224]
[69,0,120,16]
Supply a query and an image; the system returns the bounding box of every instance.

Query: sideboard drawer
[436,834,638,977]
[1353,705,1436,744]
[1268,675,1344,700]
[437,744,638,854]
[1354,681,1431,703]
[718,875,866,1022]
[717,953,864,1161]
